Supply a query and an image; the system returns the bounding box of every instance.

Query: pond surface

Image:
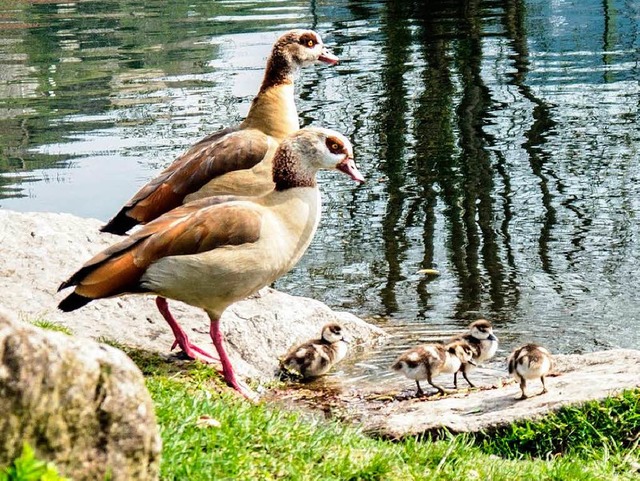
[1,0,639,388]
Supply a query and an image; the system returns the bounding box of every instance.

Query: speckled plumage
[449,319,499,388]
[391,340,475,396]
[508,343,553,399]
[282,323,349,379]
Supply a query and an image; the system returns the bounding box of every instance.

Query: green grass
[477,390,640,459]
[29,319,72,336]
[2,339,638,480]
[0,443,69,481]
[145,359,640,481]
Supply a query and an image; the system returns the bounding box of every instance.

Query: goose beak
[337,156,365,183]
[319,47,339,65]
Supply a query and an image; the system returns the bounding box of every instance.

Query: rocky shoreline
[0,209,385,381]
[2,208,639,439]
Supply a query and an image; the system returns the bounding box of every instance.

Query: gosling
[391,340,475,397]
[507,343,553,400]
[282,323,349,379]
[449,319,499,388]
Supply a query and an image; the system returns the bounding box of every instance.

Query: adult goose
[58,127,364,398]
[101,29,339,235]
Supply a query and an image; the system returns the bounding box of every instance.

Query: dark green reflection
[373,0,527,319]
[376,1,414,315]
[0,0,230,194]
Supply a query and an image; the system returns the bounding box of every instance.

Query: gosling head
[447,340,476,365]
[469,319,498,342]
[321,323,349,344]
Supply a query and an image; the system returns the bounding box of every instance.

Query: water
[1,0,639,389]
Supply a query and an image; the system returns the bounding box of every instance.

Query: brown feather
[75,252,145,299]
[116,129,269,224]
[64,199,262,300]
[134,205,261,264]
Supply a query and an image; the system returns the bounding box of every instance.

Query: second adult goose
[101,29,339,235]
[58,127,364,398]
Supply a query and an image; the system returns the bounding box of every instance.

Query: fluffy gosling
[507,343,553,400]
[391,340,475,397]
[282,323,349,379]
[450,319,498,388]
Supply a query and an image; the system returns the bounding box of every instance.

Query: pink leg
[155,297,218,363]
[209,319,256,400]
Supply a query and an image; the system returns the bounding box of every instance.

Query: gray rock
[362,349,640,438]
[0,306,161,481]
[0,209,385,380]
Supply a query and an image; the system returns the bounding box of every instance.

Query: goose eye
[326,138,344,154]
[307,39,315,47]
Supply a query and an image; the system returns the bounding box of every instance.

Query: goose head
[262,31,338,92]
[468,319,498,342]
[273,127,365,190]
[275,29,339,68]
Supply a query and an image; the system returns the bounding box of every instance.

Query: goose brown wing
[101,127,270,234]
[60,198,262,303]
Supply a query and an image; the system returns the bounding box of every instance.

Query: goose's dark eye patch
[326,137,344,154]
[299,33,317,48]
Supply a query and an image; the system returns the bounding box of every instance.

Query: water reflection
[377,1,413,316]
[1,0,640,388]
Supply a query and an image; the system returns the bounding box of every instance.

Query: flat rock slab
[269,349,640,438]
[0,209,385,381]
[364,349,640,438]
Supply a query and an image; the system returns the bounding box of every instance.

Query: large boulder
[0,307,161,480]
[0,209,385,379]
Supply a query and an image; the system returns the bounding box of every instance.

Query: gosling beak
[337,156,365,183]
[468,360,478,367]
[318,47,339,65]
[488,333,498,342]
